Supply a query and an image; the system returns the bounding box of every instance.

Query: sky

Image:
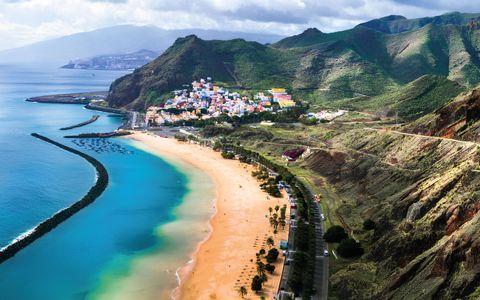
[0,0,478,50]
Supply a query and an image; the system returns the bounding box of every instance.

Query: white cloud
[0,0,475,50]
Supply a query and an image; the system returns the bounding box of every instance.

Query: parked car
[323,249,329,256]
[320,213,325,221]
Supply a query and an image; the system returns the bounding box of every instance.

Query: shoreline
[0,133,109,263]
[128,132,289,300]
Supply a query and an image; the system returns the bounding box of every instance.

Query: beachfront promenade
[278,177,329,300]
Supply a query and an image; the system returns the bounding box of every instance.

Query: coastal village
[144,78,297,126]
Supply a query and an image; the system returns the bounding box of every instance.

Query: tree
[268,207,273,216]
[256,260,266,276]
[267,237,274,248]
[275,205,280,212]
[237,286,247,298]
[251,275,263,293]
[266,248,280,263]
[280,218,286,229]
[259,273,268,283]
[265,263,276,274]
[221,151,235,159]
[323,225,348,243]
[363,219,376,230]
[174,133,188,142]
[259,248,266,256]
[337,238,364,258]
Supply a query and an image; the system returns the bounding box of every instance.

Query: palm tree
[256,260,266,275]
[237,285,247,298]
[274,205,280,212]
[268,207,273,216]
[280,219,286,229]
[259,272,268,283]
[267,236,274,248]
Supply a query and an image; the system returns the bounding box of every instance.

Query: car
[320,213,325,221]
[323,249,329,256]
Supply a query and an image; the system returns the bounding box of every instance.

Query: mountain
[322,75,466,120]
[357,11,480,34]
[0,25,284,66]
[107,33,397,109]
[403,85,480,140]
[107,12,480,112]
[61,49,159,71]
[273,28,327,48]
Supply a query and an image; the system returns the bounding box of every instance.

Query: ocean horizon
[0,65,213,299]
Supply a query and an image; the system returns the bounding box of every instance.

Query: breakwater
[0,133,109,264]
[26,91,108,104]
[64,131,132,139]
[60,115,100,130]
[85,103,126,114]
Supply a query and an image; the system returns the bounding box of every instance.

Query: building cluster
[306,109,347,121]
[145,78,296,125]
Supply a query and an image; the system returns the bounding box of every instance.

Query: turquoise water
[0,65,208,299]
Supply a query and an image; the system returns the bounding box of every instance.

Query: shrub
[221,151,235,159]
[251,275,263,292]
[337,238,364,258]
[266,248,280,263]
[323,225,348,243]
[265,263,276,274]
[363,219,375,230]
[174,133,188,142]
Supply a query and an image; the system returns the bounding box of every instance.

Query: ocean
[0,65,214,299]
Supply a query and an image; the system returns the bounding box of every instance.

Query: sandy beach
[129,132,289,300]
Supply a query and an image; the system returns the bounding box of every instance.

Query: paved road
[312,200,328,300]
[297,177,329,300]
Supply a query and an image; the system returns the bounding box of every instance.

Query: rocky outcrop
[300,127,480,299]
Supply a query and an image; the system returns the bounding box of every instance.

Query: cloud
[0,0,476,50]
[391,0,480,13]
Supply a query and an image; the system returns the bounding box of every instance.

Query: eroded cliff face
[404,87,480,141]
[301,129,480,299]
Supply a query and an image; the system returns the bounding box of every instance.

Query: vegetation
[363,219,376,230]
[265,263,276,274]
[266,237,274,248]
[108,13,480,125]
[174,133,188,142]
[251,275,263,293]
[253,167,281,197]
[214,143,316,297]
[323,225,348,243]
[337,238,365,258]
[237,286,247,298]
[266,248,280,263]
[221,151,235,159]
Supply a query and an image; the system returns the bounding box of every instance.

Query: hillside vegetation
[107,12,480,116]
[203,108,480,299]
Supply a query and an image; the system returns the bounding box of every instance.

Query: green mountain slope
[403,85,480,140]
[357,11,480,34]
[311,75,465,120]
[108,12,480,114]
[372,75,465,121]
[108,34,396,109]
